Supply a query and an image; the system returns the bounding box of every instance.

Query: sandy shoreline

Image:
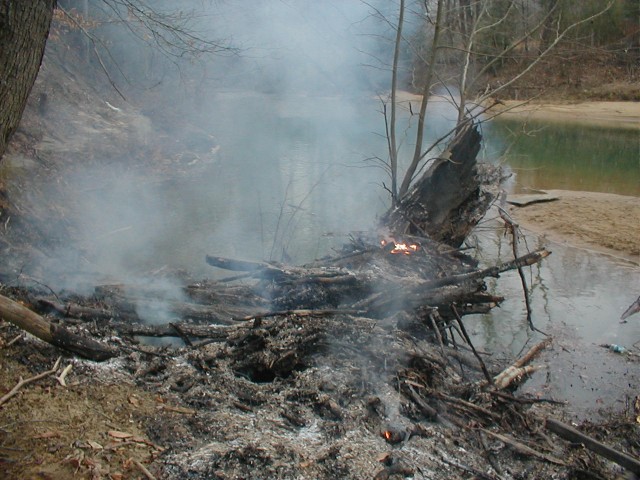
[507,189,640,264]
[493,101,639,260]
[394,92,640,129]
[489,100,640,129]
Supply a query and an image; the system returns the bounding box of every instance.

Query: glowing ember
[381,428,406,444]
[380,239,419,255]
[391,243,418,254]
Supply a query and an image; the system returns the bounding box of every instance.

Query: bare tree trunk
[399,0,444,199]
[0,0,56,161]
[388,0,405,205]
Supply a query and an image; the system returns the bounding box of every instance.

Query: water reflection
[469,222,640,418]
[484,119,640,196]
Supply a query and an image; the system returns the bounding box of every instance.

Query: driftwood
[545,418,640,474]
[0,294,116,361]
[492,338,552,390]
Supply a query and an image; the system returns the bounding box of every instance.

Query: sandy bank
[507,189,640,263]
[394,92,640,129]
[490,100,640,129]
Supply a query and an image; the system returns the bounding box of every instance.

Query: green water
[485,119,640,196]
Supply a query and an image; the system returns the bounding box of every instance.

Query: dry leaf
[87,440,103,450]
[108,430,133,439]
[34,431,61,439]
[377,452,392,463]
[161,405,196,415]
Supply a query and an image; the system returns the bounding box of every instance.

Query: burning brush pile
[2,123,634,479]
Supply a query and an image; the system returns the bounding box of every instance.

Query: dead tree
[382,122,501,247]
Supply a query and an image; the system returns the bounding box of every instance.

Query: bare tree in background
[383,0,620,202]
[0,0,56,161]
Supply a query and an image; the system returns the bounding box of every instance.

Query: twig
[498,205,547,335]
[0,357,62,407]
[132,459,157,480]
[481,428,566,466]
[58,7,127,101]
[429,388,501,421]
[169,322,193,347]
[56,364,73,387]
[451,304,493,385]
[488,389,566,406]
[428,312,447,358]
[234,309,362,322]
[6,334,22,346]
[403,383,438,421]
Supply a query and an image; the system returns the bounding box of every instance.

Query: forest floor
[0,41,639,479]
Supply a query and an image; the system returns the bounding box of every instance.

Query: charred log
[0,293,116,361]
[382,122,503,247]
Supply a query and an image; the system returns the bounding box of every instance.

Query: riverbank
[489,100,640,130]
[495,101,640,262]
[507,189,640,264]
[395,91,640,130]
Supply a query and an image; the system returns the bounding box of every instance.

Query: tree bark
[0,0,56,161]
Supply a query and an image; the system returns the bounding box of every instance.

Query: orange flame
[383,430,392,440]
[391,243,418,255]
[381,239,419,255]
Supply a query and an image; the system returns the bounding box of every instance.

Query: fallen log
[111,321,236,340]
[545,418,640,474]
[36,298,115,322]
[205,255,284,279]
[0,294,116,361]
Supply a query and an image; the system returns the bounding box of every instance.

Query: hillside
[486,48,639,102]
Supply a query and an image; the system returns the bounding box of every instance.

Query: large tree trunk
[0,0,56,161]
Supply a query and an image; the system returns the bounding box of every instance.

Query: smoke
[10,1,461,325]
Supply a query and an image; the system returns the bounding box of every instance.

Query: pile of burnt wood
[0,121,548,365]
